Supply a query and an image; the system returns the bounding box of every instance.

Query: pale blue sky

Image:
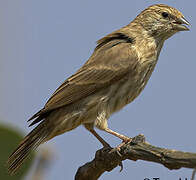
[0,1,195,179]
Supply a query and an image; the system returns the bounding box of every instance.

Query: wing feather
[29,32,138,123]
[45,44,136,110]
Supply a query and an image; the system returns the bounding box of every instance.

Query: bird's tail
[7,122,49,175]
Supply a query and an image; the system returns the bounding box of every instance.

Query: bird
[7,4,189,174]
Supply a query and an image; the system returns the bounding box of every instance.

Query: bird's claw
[119,161,123,172]
[109,146,122,156]
[109,138,132,155]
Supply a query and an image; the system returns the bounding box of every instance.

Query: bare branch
[75,134,196,180]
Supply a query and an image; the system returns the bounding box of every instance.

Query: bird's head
[133,4,190,40]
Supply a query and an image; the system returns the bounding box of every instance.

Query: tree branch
[75,134,196,180]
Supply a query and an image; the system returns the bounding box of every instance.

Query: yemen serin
[8,4,189,174]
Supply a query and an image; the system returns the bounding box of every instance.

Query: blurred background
[0,0,195,179]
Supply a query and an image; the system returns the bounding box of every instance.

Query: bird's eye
[162,12,169,18]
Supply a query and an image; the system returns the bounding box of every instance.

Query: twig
[75,134,196,180]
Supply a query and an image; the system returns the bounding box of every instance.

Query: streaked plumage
[8,4,189,174]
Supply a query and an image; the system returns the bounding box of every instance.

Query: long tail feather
[7,122,48,175]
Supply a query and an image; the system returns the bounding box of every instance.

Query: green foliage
[0,124,35,180]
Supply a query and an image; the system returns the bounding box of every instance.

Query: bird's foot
[109,137,132,155]
[106,137,132,172]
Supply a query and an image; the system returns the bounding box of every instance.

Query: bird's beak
[172,16,190,31]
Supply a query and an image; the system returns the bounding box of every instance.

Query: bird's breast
[108,58,157,114]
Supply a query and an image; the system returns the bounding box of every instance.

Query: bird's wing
[29,32,138,123]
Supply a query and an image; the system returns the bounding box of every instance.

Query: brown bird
[8,4,189,174]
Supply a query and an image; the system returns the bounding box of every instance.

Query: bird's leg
[89,128,111,147]
[85,125,123,169]
[104,128,131,143]
[84,124,111,148]
[104,128,132,153]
